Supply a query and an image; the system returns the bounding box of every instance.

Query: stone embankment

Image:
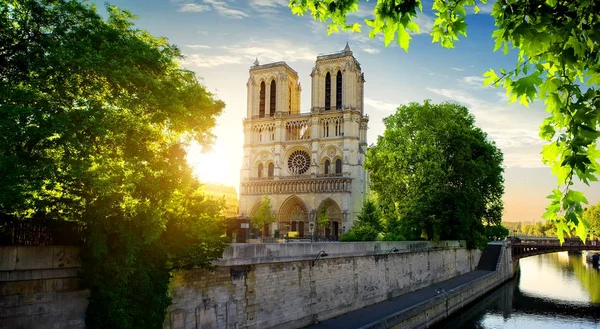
[0,241,500,329]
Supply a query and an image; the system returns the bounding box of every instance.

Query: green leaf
[473,5,480,14]
[483,69,499,86]
[565,190,589,205]
[397,24,412,52]
[575,218,589,242]
[406,21,420,34]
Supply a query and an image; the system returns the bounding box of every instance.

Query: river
[433,252,600,329]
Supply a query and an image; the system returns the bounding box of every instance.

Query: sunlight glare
[186,140,238,190]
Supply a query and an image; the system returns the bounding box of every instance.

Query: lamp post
[312,250,328,267]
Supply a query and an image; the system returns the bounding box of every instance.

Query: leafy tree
[1,1,226,328]
[365,101,504,248]
[583,202,600,238]
[317,205,329,238]
[250,196,276,236]
[484,224,509,240]
[289,0,600,243]
[341,199,383,241]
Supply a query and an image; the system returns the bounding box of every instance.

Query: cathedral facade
[238,44,369,240]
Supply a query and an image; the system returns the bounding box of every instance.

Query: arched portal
[317,198,342,240]
[278,195,309,237]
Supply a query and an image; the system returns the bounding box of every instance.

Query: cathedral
[238,43,369,240]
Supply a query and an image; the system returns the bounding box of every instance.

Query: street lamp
[386,247,399,257]
[312,250,328,266]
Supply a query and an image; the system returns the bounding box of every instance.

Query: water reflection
[433,252,600,329]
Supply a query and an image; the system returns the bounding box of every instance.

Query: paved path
[308,270,494,329]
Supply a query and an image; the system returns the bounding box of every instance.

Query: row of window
[257,70,343,118]
[257,163,275,178]
[256,159,342,177]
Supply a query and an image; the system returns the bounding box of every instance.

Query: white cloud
[184,44,212,49]
[204,0,248,19]
[426,87,482,109]
[181,54,244,68]
[413,12,434,34]
[181,39,318,68]
[178,3,210,12]
[451,67,464,71]
[347,5,374,18]
[362,47,381,55]
[364,98,403,112]
[461,76,486,88]
[477,2,495,14]
[249,0,288,8]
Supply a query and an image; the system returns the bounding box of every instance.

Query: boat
[585,252,599,266]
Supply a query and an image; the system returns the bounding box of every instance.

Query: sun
[186,140,239,189]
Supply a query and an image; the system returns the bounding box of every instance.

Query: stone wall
[0,241,481,329]
[164,241,481,329]
[0,246,88,329]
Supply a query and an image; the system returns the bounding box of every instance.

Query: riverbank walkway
[308,243,504,329]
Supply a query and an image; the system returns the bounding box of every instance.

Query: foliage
[289,0,600,244]
[250,196,276,235]
[1,1,227,328]
[317,205,329,236]
[583,202,600,237]
[484,224,509,240]
[365,101,504,249]
[356,199,383,232]
[340,225,379,241]
[341,199,383,241]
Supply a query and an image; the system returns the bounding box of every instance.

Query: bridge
[510,236,600,260]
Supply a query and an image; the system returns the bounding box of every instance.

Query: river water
[434,252,600,329]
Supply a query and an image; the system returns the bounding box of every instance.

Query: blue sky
[96,0,599,223]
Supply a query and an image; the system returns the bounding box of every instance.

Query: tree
[365,101,504,248]
[289,0,600,243]
[583,202,600,238]
[340,199,382,241]
[250,196,276,236]
[484,224,509,240]
[1,1,226,328]
[317,205,329,238]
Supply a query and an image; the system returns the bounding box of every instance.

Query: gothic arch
[319,145,341,160]
[278,195,309,237]
[317,198,342,240]
[249,201,262,216]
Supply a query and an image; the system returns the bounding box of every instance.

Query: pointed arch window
[325,72,331,110]
[258,163,263,178]
[335,159,342,174]
[324,160,330,175]
[270,80,276,116]
[288,85,292,112]
[259,81,265,117]
[336,71,342,109]
[268,163,274,177]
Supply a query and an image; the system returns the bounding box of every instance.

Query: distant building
[201,183,239,218]
[238,43,369,240]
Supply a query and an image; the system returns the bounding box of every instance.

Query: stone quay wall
[374,242,514,329]
[0,241,481,329]
[164,241,481,329]
[0,246,88,329]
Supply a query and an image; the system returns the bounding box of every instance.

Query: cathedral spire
[253,58,259,66]
[344,42,351,52]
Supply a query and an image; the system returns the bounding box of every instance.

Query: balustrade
[241,177,352,195]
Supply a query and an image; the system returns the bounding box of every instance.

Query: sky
[95,0,599,223]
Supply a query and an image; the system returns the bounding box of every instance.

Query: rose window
[287,150,311,175]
